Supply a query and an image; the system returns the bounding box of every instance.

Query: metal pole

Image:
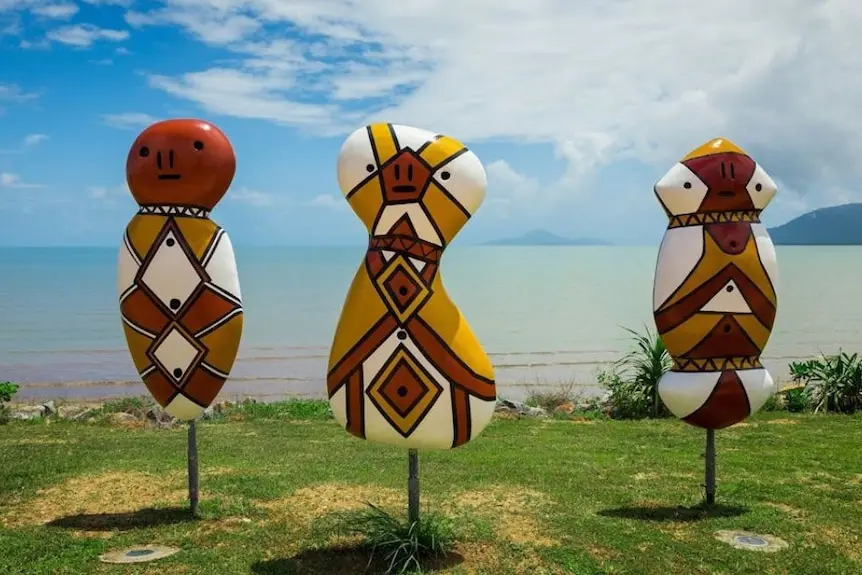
[188,420,200,516]
[408,449,420,525]
[705,428,716,506]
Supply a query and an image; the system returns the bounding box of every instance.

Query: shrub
[0,381,20,425]
[524,379,578,412]
[600,326,672,419]
[789,352,862,414]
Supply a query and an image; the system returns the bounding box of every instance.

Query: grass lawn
[1,403,860,574]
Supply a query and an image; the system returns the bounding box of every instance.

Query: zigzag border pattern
[672,355,763,372]
[138,205,210,219]
[668,209,761,229]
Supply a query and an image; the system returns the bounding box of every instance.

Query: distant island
[484,229,611,246]
[769,203,862,245]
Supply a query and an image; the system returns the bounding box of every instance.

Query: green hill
[769,203,862,245]
[484,229,610,246]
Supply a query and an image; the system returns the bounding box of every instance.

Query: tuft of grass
[98,396,155,417]
[524,379,579,412]
[327,504,456,575]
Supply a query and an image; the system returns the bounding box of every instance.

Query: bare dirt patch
[444,485,557,547]
[765,419,799,425]
[258,482,403,525]
[632,472,659,482]
[0,471,186,528]
[812,525,860,561]
[657,520,695,541]
[763,502,807,520]
[587,544,618,561]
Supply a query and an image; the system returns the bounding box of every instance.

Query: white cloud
[101,112,157,129]
[47,23,129,47]
[229,187,278,207]
[31,2,78,19]
[88,183,129,200]
[0,133,49,154]
[0,172,44,189]
[0,83,37,103]
[305,194,346,210]
[120,0,862,223]
[22,133,48,147]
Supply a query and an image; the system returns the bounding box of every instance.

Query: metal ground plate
[99,545,181,564]
[714,530,788,552]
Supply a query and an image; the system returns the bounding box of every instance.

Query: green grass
[1,401,861,574]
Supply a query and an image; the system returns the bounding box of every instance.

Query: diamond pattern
[366,346,443,437]
[147,324,205,385]
[374,254,431,323]
[138,230,205,313]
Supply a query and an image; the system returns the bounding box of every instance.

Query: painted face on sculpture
[654,138,777,216]
[336,124,488,221]
[126,119,236,210]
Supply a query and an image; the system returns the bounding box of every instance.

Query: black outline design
[120,214,244,415]
[328,124,497,446]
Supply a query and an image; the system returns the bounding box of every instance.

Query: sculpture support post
[408,449,420,525]
[188,420,200,516]
[704,428,716,506]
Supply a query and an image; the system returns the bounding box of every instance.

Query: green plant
[782,386,809,413]
[524,379,578,412]
[601,326,672,419]
[0,381,19,425]
[328,504,456,575]
[789,352,862,414]
[99,396,154,416]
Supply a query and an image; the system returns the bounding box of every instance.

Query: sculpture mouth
[392,185,417,193]
[158,174,182,181]
[718,190,735,198]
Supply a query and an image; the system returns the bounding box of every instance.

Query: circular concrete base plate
[99,545,180,564]
[714,530,788,552]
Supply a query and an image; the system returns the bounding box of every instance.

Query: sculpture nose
[382,150,431,197]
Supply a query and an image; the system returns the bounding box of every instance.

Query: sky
[0,0,860,247]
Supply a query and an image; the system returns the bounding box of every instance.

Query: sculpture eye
[139,146,150,158]
[336,128,379,196]
[746,163,777,209]
[653,163,708,215]
[193,141,204,151]
[432,151,487,215]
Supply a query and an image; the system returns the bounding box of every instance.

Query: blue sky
[1,0,859,246]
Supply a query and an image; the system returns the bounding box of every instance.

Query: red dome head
[126,119,236,210]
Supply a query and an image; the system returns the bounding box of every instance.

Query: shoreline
[9,377,609,405]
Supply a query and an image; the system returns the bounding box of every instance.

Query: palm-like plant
[603,326,673,419]
[790,352,862,414]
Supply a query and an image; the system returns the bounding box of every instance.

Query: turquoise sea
[1,246,860,402]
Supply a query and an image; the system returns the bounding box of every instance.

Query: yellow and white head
[336,123,487,242]
[654,137,777,217]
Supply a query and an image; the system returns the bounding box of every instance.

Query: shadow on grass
[597,503,748,522]
[46,507,195,531]
[250,546,464,575]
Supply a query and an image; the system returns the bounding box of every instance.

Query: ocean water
[1,245,861,402]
